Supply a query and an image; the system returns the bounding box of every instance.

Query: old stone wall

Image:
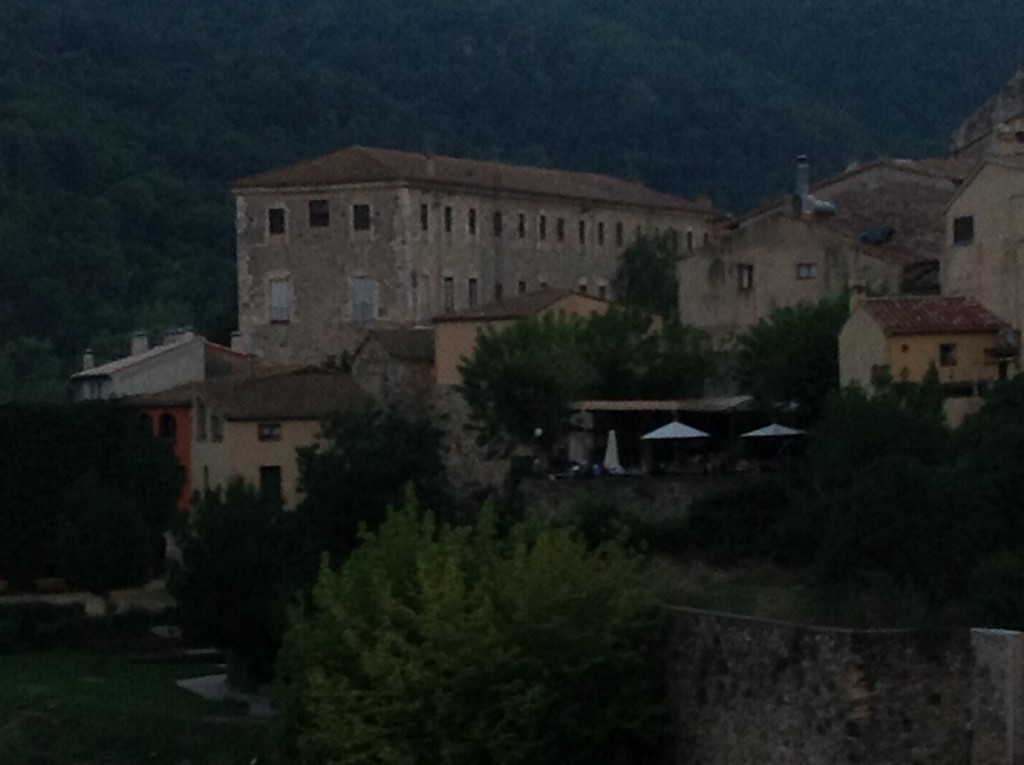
[668,608,1024,765]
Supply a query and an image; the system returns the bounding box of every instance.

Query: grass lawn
[0,651,277,765]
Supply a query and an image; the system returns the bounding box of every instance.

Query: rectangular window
[615,222,624,247]
[443,277,455,313]
[703,232,710,246]
[494,282,504,300]
[578,220,586,244]
[420,203,429,232]
[269,279,290,323]
[352,204,371,231]
[669,228,679,251]
[468,208,477,235]
[539,215,547,240]
[259,465,283,506]
[351,276,377,324]
[578,279,588,294]
[686,230,694,251]
[518,213,526,238]
[308,200,329,227]
[940,343,958,367]
[257,423,282,442]
[211,416,223,443]
[444,206,453,232]
[468,278,478,307]
[598,222,605,245]
[738,264,754,291]
[597,284,608,299]
[797,263,818,280]
[268,207,286,235]
[557,218,565,241]
[518,280,527,294]
[493,211,503,236]
[953,215,974,245]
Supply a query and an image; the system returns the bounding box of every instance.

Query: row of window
[438,276,609,311]
[267,199,707,251]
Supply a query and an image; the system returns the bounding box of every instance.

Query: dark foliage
[686,479,794,564]
[0,402,179,588]
[612,232,681,320]
[172,480,305,682]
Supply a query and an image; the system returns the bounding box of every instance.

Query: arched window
[159,413,177,439]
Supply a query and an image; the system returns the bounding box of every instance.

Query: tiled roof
[71,337,201,379]
[859,296,1006,335]
[434,288,608,323]
[72,337,265,380]
[232,146,717,214]
[367,328,435,364]
[203,369,373,421]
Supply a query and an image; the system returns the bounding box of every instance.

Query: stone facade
[951,71,1024,160]
[233,146,718,364]
[680,159,970,347]
[943,158,1024,341]
[669,608,1024,765]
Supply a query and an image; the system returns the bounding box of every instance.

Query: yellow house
[433,288,612,385]
[839,294,1011,424]
[191,369,372,508]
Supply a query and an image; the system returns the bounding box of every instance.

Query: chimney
[130,330,149,356]
[82,349,95,371]
[163,326,195,346]
[849,280,867,314]
[230,331,244,351]
[796,154,811,214]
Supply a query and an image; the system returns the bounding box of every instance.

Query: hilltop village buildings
[73,73,1024,503]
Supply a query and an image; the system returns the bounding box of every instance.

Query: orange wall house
[137,400,194,510]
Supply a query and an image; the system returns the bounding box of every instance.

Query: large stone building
[231,146,719,363]
[950,71,1024,160]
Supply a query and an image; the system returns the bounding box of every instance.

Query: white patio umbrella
[740,423,805,438]
[640,421,710,440]
[602,429,622,471]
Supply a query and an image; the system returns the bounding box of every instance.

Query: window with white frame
[269,278,290,323]
[351,277,377,324]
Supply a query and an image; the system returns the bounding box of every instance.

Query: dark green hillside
[0,0,1017,397]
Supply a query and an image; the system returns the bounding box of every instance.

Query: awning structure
[740,423,805,438]
[641,422,710,440]
[572,396,753,413]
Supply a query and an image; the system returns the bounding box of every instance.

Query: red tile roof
[232,146,718,215]
[859,296,1006,335]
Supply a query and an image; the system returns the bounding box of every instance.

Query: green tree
[611,232,681,319]
[458,311,594,452]
[276,499,666,765]
[172,480,305,682]
[734,295,849,417]
[295,407,451,567]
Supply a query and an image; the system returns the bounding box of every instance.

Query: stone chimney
[849,280,867,314]
[796,154,812,215]
[230,331,244,352]
[81,349,95,371]
[130,330,149,356]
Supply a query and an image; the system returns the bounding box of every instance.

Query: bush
[276,498,667,765]
[0,603,87,653]
[969,549,1024,630]
[685,479,793,564]
[171,480,305,682]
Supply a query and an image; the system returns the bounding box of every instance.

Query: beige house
[942,157,1024,344]
[680,156,973,347]
[191,369,372,509]
[839,295,1010,424]
[433,289,611,386]
[231,146,719,364]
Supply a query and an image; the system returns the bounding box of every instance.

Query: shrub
[0,603,87,653]
[969,549,1024,630]
[685,479,792,564]
[276,498,667,765]
[171,480,305,682]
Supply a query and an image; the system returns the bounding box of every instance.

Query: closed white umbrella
[740,423,805,438]
[641,421,710,440]
[602,429,622,471]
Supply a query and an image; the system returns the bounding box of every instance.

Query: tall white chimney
[82,349,95,371]
[130,330,149,356]
[796,154,811,213]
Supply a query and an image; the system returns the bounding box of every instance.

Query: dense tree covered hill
[0,0,1018,398]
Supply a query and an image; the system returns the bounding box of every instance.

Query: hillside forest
[0,0,1021,399]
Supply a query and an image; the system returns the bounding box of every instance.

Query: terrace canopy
[640,421,710,440]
